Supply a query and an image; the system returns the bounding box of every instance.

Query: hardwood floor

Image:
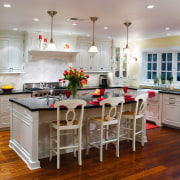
[0,127,180,180]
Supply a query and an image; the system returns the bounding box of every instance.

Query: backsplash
[0,58,102,90]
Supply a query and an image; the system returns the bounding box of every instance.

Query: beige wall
[128,36,180,87]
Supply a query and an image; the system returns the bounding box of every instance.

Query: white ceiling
[1,0,180,41]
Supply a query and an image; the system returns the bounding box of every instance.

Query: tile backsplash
[0,58,103,90]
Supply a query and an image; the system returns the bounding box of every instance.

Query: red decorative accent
[64,44,70,49]
[96,98,106,101]
[146,122,158,129]
[123,87,128,93]
[100,89,105,96]
[148,91,156,98]
[44,38,47,42]
[65,90,71,98]
[39,35,42,40]
[88,101,99,105]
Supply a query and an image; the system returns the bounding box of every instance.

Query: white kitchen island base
[9,99,147,170]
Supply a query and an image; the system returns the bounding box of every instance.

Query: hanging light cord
[50,13,53,43]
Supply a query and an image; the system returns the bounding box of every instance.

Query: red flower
[63,80,66,83]
[77,71,79,73]
[80,69,84,72]
[69,71,72,75]
[74,68,76,71]
[58,79,62,81]
[86,75,90,78]
[80,73,84,76]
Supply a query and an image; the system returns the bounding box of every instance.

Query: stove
[23,82,66,97]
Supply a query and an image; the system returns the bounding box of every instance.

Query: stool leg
[133,118,136,152]
[100,125,103,162]
[86,120,90,155]
[116,123,119,158]
[57,129,60,169]
[105,125,109,151]
[49,124,52,160]
[141,117,145,146]
[73,129,77,157]
[78,128,82,166]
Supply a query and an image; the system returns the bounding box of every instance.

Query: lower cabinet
[146,100,160,126]
[161,94,180,128]
[0,93,31,130]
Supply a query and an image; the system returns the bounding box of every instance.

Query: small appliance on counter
[99,75,109,88]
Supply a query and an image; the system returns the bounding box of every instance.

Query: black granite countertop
[0,90,32,95]
[159,90,180,95]
[9,92,134,112]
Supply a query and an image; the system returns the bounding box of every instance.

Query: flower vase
[71,85,77,98]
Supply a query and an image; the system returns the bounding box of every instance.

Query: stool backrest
[134,93,148,117]
[100,97,125,122]
[54,99,86,126]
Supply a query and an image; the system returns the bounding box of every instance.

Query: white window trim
[140,46,180,88]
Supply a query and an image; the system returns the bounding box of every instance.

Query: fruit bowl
[2,88,13,93]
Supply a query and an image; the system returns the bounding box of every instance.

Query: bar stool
[120,93,148,151]
[86,97,124,162]
[49,99,86,169]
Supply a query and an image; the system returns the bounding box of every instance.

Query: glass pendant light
[88,17,98,53]
[124,22,132,54]
[47,11,57,50]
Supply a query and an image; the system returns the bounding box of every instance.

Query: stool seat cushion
[91,116,115,122]
[52,120,78,126]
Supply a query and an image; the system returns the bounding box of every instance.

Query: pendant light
[88,17,98,53]
[124,22,132,54]
[47,11,57,50]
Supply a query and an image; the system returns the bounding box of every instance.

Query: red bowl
[2,88,13,93]
[124,94,132,98]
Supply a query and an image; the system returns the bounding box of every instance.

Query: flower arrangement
[59,67,89,98]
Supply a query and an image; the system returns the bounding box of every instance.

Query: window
[147,53,157,79]
[141,47,180,86]
[161,53,172,80]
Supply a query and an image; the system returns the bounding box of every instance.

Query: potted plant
[154,76,158,84]
[168,75,174,90]
[161,75,165,84]
[168,75,173,84]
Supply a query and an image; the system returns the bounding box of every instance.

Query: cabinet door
[0,38,10,71]
[146,101,159,121]
[10,39,24,72]
[76,42,90,71]
[162,103,180,127]
[100,44,111,71]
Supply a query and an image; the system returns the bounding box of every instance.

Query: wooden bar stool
[49,99,86,169]
[86,97,124,162]
[120,93,148,151]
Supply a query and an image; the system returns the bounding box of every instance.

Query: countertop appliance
[99,75,108,88]
[23,82,66,97]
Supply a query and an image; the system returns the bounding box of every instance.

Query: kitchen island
[9,93,147,170]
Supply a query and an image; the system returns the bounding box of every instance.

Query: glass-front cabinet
[114,46,128,79]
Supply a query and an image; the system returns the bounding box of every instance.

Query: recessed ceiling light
[3,3,11,8]
[146,5,154,9]
[12,28,18,31]
[33,18,39,22]
[104,26,108,30]
[72,22,77,26]
[165,27,170,31]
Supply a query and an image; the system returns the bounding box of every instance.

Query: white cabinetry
[0,36,24,73]
[161,93,180,127]
[76,40,112,72]
[146,100,160,126]
[0,93,31,130]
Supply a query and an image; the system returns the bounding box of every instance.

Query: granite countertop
[9,92,134,112]
[0,90,32,95]
[159,90,180,95]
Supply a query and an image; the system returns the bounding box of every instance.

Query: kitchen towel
[148,91,156,98]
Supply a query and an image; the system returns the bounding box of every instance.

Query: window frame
[140,46,180,88]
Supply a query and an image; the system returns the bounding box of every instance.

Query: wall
[128,36,180,87]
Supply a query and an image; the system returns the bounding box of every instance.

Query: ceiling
[1,0,180,41]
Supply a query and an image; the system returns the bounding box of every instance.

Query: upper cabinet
[0,32,25,73]
[112,41,129,86]
[76,39,112,72]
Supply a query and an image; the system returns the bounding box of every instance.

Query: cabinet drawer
[163,94,180,104]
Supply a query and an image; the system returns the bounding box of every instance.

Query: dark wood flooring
[0,126,180,180]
